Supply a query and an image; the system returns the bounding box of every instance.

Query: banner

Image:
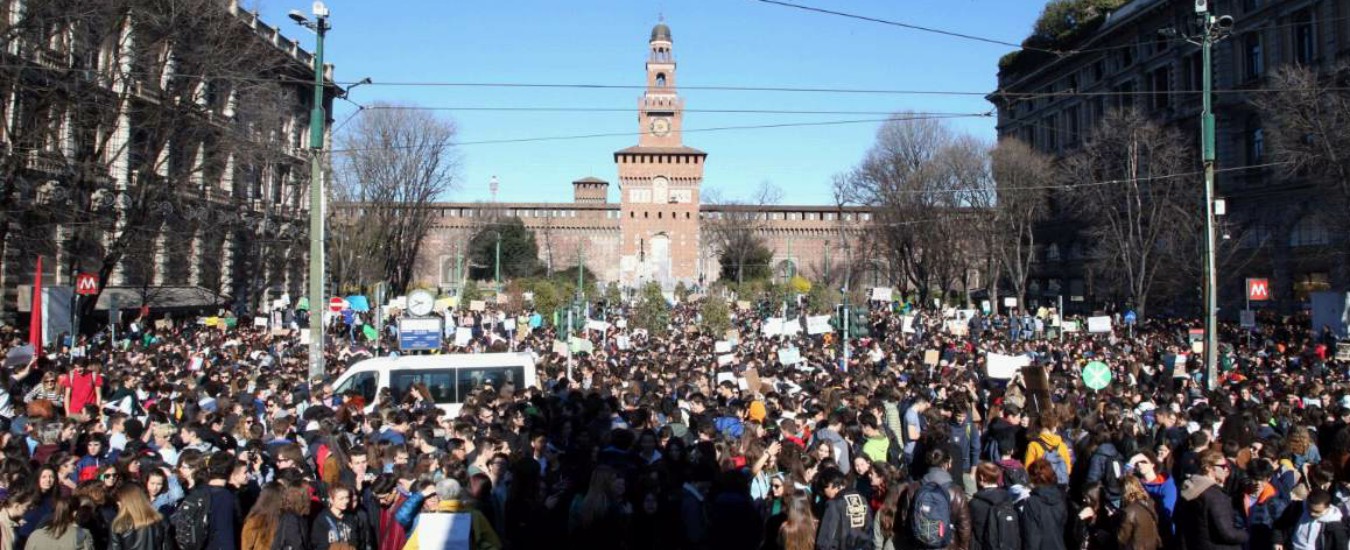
[986,352,1031,379]
[1087,316,1112,333]
[806,315,833,335]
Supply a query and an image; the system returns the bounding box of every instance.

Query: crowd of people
[0,294,1343,550]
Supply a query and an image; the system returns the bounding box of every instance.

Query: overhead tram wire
[3,61,1346,99]
[329,112,994,154]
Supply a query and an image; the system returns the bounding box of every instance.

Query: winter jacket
[1276,500,1350,550]
[950,420,981,475]
[1117,499,1162,550]
[969,487,1016,550]
[1141,474,1178,534]
[1084,443,1124,501]
[1176,475,1248,550]
[1019,485,1068,550]
[22,525,94,550]
[1234,481,1290,550]
[815,488,873,550]
[272,512,308,550]
[106,520,172,550]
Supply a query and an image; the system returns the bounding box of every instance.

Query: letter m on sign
[74,273,99,296]
[1246,278,1270,302]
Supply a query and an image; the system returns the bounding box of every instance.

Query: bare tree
[1252,63,1350,282]
[332,104,459,294]
[704,181,782,285]
[0,0,310,325]
[838,113,980,304]
[989,138,1054,309]
[1060,110,1199,317]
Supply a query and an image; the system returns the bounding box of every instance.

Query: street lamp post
[1192,3,1232,389]
[291,2,331,381]
[494,232,502,296]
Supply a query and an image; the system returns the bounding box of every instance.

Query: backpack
[976,494,1022,550]
[982,437,1002,463]
[909,481,955,549]
[1099,449,1125,497]
[1032,440,1070,486]
[171,487,211,550]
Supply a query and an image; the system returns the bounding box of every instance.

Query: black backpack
[171,486,211,550]
[1099,449,1125,498]
[976,493,1022,550]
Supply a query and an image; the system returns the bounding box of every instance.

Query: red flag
[29,256,42,355]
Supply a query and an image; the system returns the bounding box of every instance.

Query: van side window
[456,366,526,402]
[336,371,378,405]
[391,369,455,404]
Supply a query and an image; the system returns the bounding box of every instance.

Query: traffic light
[850,309,870,338]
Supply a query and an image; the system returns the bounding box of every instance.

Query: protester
[107,485,169,550]
[0,287,1344,550]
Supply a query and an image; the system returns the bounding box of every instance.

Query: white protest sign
[616,336,631,350]
[762,318,785,337]
[717,354,735,366]
[716,371,736,385]
[585,319,611,332]
[782,319,802,336]
[986,352,1031,379]
[253,317,268,328]
[1062,320,1080,333]
[714,341,733,354]
[871,287,893,302]
[778,347,803,365]
[454,327,473,347]
[1087,316,1112,333]
[902,315,916,334]
[806,315,833,335]
[616,319,628,329]
[1003,297,1018,308]
[945,320,968,336]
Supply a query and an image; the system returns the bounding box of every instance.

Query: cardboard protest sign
[923,350,940,366]
[469,300,486,312]
[454,327,473,347]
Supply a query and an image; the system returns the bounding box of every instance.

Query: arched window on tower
[656,73,667,87]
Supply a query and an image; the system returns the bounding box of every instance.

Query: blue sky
[256,0,1048,205]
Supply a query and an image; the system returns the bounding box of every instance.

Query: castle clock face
[650,117,671,137]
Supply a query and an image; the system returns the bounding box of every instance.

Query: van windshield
[389,365,526,404]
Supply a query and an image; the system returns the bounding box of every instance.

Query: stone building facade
[0,0,337,322]
[414,23,877,291]
[989,0,1346,312]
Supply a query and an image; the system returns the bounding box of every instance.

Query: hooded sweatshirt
[1023,432,1072,476]
[1291,505,1343,550]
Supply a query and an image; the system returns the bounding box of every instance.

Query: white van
[332,352,538,417]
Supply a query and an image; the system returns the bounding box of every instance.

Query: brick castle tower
[615,20,706,289]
